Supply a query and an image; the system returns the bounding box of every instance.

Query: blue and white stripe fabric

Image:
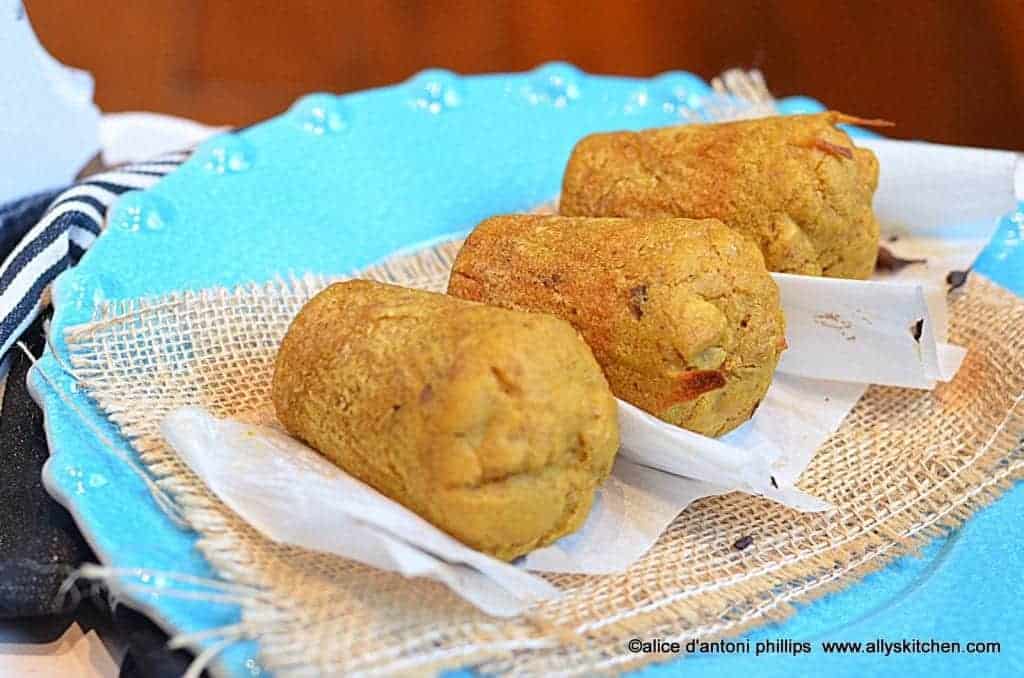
[0,150,189,361]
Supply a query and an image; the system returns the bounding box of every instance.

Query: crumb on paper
[853,308,874,325]
[814,312,851,330]
[947,269,971,292]
[876,245,927,273]
[815,312,856,342]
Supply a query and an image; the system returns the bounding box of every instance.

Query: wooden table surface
[23,0,1024,152]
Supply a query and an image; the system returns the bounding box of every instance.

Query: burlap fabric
[61,238,1024,677]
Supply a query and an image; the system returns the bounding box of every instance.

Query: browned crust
[559,111,883,280]
[448,215,786,436]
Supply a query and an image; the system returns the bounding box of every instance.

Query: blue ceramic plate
[31,66,1024,677]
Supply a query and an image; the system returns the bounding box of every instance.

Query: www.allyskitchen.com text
[627,637,1001,657]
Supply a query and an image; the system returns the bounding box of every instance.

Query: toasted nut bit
[628,284,648,320]
[673,369,727,403]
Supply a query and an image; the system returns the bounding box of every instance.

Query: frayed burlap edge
[58,240,1024,677]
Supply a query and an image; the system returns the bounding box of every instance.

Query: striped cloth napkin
[0,151,189,364]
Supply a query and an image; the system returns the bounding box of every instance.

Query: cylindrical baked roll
[448,215,786,437]
[272,280,619,561]
[560,112,882,279]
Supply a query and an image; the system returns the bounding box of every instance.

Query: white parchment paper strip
[611,373,861,509]
[861,138,1019,235]
[773,274,965,387]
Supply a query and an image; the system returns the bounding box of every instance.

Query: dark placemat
[1,312,204,675]
[0,308,94,618]
[115,606,202,678]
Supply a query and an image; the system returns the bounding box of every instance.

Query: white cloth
[0,2,100,204]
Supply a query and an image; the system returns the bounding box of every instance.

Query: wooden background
[25,1,1024,150]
